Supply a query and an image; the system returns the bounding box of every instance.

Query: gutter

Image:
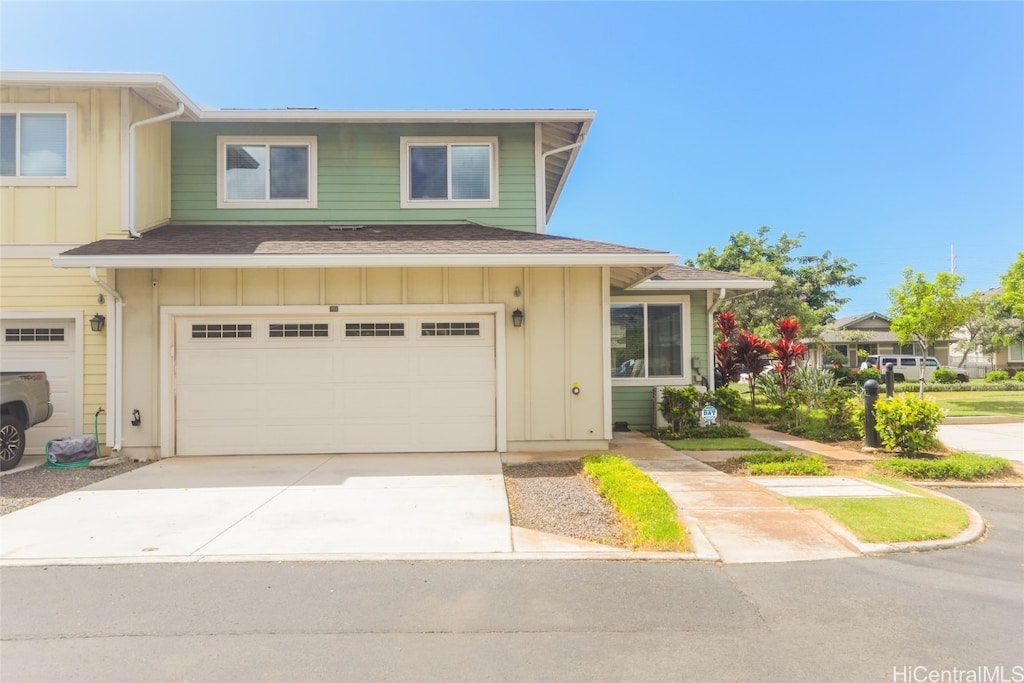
[89,267,124,452]
[128,103,185,237]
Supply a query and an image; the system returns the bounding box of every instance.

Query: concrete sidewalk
[612,433,860,563]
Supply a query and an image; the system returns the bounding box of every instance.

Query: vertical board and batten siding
[170,123,538,231]
[0,86,172,243]
[0,260,108,441]
[608,288,710,430]
[117,265,606,456]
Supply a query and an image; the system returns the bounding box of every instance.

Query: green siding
[612,386,657,431]
[170,122,537,230]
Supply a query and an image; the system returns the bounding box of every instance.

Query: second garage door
[174,314,496,455]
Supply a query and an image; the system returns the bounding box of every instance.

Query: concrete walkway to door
[0,453,512,564]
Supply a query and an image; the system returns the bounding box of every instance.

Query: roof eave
[51,252,677,270]
[629,279,775,292]
[197,109,597,124]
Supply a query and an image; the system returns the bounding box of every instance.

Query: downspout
[90,267,124,452]
[128,103,185,238]
[707,288,727,392]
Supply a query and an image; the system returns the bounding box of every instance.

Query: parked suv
[864,355,941,382]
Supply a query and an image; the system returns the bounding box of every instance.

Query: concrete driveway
[0,453,512,564]
[937,422,1024,462]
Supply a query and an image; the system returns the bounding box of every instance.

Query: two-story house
[1,71,769,462]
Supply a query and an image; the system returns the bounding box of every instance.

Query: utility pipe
[128,103,185,237]
[90,267,123,451]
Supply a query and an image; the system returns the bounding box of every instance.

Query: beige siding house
[2,71,769,462]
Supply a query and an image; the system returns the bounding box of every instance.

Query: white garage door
[174,315,496,455]
[0,319,78,454]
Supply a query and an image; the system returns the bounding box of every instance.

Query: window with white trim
[0,104,76,186]
[217,136,317,209]
[1009,340,1024,363]
[400,137,498,208]
[610,302,687,380]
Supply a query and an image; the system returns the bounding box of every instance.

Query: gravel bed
[0,459,151,516]
[503,460,624,547]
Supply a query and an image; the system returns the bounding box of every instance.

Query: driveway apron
[0,453,512,562]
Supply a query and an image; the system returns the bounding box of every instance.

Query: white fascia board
[52,252,678,270]
[630,279,774,291]
[1,71,204,118]
[197,109,597,124]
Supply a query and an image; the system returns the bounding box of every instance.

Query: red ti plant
[771,317,807,392]
[713,312,742,385]
[735,330,774,413]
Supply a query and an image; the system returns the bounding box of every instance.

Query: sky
[2,1,1021,319]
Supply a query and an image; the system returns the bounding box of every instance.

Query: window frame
[0,103,77,187]
[216,135,318,209]
[610,296,691,386]
[399,136,499,209]
[1009,340,1024,363]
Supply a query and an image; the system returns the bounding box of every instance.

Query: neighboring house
[1,71,769,459]
[810,312,952,369]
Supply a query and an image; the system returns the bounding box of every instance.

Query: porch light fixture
[512,308,524,328]
[90,313,106,332]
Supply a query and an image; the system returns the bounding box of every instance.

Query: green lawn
[789,476,969,543]
[929,391,1024,417]
[664,438,781,451]
[582,454,691,552]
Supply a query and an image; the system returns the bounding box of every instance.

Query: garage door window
[191,323,253,339]
[268,323,329,338]
[421,322,480,337]
[345,322,405,337]
[5,327,65,342]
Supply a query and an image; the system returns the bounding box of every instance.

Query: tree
[688,226,864,336]
[954,291,1019,365]
[999,252,1024,319]
[887,269,974,397]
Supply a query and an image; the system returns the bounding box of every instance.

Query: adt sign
[701,405,718,426]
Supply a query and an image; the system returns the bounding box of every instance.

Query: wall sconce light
[90,313,106,332]
[512,308,524,328]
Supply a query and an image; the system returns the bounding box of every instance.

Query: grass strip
[790,493,968,543]
[876,452,1016,481]
[738,451,830,476]
[582,454,690,552]
[930,392,1024,417]
[664,437,781,452]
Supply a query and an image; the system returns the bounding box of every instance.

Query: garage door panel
[174,315,496,456]
[0,320,78,453]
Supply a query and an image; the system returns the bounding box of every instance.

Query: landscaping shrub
[708,386,746,419]
[876,452,1016,481]
[854,367,882,385]
[738,451,830,476]
[893,380,1024,392]
[931,368,957,384]
[662,424,750,439]
[658,385,704,432]
[871,395,945,455]
[985,370,1010,383]
[793,366,840,410]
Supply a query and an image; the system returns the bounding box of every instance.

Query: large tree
[888,269,974,397]
[999,252,1024,319]
[688,226,864,336]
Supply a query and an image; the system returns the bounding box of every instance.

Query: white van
[864,355,940,382]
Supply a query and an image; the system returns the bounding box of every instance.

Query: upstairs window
[400,137,498,208]
[217,136,317,209]
[0,104,76,186]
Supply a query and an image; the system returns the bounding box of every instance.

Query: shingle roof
[62,223,669,257]
[648,264,769,283]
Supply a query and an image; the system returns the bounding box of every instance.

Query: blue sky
[2,1,1021,318]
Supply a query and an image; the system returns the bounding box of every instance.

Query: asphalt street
[1,488,1021,683]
